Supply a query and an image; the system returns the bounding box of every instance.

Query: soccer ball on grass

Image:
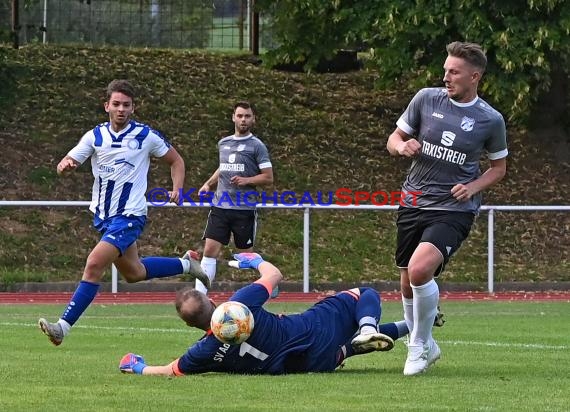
[210,301,254,345]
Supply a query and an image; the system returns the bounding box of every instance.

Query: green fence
[1,0,274,51]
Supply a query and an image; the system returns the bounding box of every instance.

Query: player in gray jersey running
[386,41,508,376]
[196,102,273,294]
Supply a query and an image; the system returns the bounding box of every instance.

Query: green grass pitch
[0,301,568,411]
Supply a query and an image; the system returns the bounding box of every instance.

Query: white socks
[57,319,72,336]
[358,316,378,335]
[180,258,190,273]
[402,296,414,333]
[410,279,439,346]
[196,256,217,294]
[360,325,377,335]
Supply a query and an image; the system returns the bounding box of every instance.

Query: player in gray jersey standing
[386,42,508,376]
[196,102,273,294]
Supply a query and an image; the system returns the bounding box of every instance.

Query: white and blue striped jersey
[67,120,171,219]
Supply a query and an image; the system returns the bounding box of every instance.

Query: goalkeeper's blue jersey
[176,283,361,375]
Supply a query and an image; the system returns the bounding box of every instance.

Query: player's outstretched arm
[138,363,178,376]
[229,253,282,292]
[257,261,282,286]
[119,353,179,377]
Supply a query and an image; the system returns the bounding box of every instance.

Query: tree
[257,0,570,126]
[256,0,369,70]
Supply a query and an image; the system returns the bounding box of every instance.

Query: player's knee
[358,287,373,295]
[203,242,222,257]
[407,263,434,286]
[82,260,106,282]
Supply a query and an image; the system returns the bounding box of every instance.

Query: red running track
[1,291,569,304]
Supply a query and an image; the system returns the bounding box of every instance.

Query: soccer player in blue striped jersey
[119,253,413,376]
[39,79,209,346]
[386,42,508,375]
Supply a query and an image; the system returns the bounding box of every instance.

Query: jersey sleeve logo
[460,116,475,132]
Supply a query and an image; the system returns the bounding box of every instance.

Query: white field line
[1,321,187,334]
[2,321,568,350]
[439,339,568,350]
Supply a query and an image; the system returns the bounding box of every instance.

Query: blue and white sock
[60,280,100,331]
[142,257,184,279]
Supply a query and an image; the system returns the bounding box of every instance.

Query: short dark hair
[446,41,487,73]
[106,79,136,101]
[233,101,255,115]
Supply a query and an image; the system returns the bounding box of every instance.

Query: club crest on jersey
[237,144,246,151]
[127,139,140,150]
[228,153,236,163]
[461,116,475,132]
[440,131,456,147]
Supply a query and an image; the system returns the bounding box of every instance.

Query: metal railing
[1,200,569,293]
[4,0,269,52]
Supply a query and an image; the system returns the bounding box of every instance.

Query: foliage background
[0,44,568,288]
[257,0,570,126]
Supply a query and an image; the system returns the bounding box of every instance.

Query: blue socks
[141,257,184,279]
[378,322,401,341]
[61,280,100,326]
[58,258,184,330]
[356,287,381,326]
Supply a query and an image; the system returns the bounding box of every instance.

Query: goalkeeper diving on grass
[119,253,444,376]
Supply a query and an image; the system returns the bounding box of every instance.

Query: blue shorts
[299,290,364,372]
[93,215,146,255]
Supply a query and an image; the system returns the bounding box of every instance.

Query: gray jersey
[396,88,508,213]
[213,134,272,210]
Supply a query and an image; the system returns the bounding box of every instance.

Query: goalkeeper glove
[119,353,147,374]
[229,253,264,270]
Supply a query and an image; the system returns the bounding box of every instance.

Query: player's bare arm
[257,260,283,290]
[119,353,179,376]
[451,157,507,202]
[140,361,178,377]
[230,167,273,187]
[160,147,185,204]
[56,156,80,176]
[199,168,220,193]
[386,128,421,157]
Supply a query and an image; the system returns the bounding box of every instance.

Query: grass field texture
[1,300,568,411]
